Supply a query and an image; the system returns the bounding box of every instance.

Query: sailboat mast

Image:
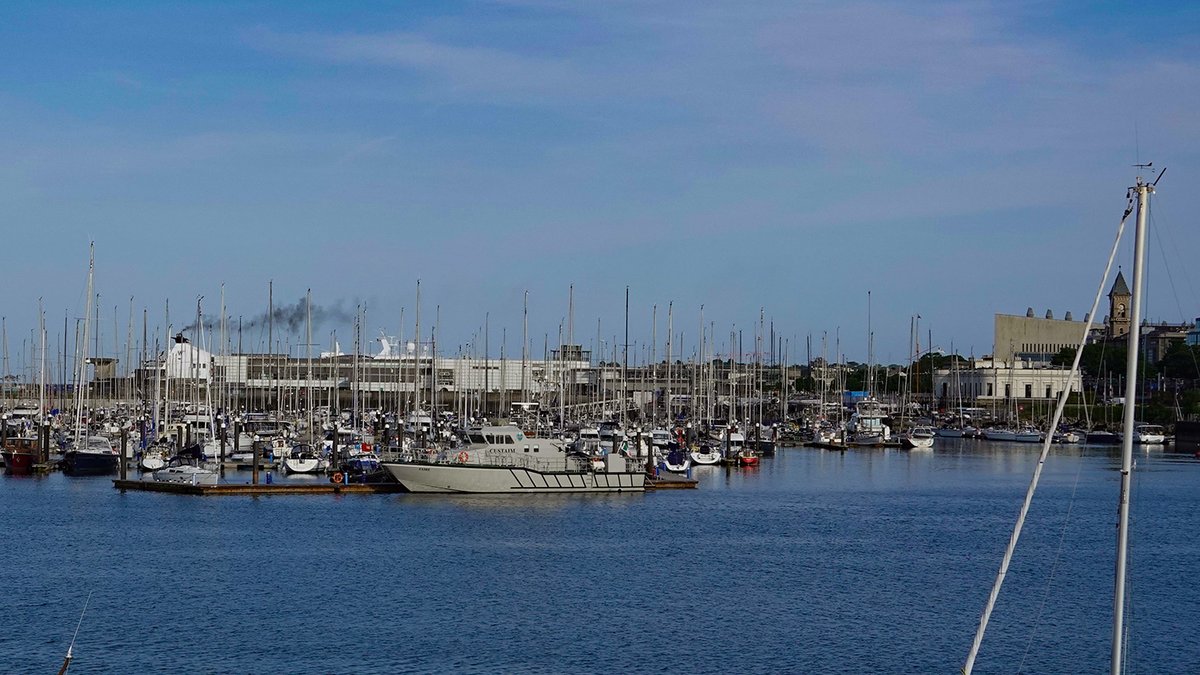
[74,244,95,443]
[1111,176,1153,674]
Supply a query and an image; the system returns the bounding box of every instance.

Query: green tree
[1158,343,1200,380]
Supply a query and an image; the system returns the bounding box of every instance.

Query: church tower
[1108,270,1131,339]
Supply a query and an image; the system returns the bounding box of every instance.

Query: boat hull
[62,451,119,476]
[152,466,219,485]
[282,458,322,474]
[2,450,36,475]
[382,462,646,494]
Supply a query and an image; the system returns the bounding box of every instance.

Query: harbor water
[2,439,1198,673]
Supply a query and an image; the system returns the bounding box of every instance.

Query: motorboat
[1133,423,1166,444]
[1053,429,1083,444]
[901,426,936,450]
[847,399,890,446]
[382,424,645,494]
[62,436,120,476]
[736,447,760,466]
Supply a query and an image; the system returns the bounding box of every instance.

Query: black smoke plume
[181,297,356,335]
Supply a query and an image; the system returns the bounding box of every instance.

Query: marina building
[993,309,1086,364]
[931,356,1081,407]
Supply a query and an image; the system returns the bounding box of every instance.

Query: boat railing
[400,450,596,473]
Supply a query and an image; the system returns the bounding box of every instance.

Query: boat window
[485,435,495,444]
[524,447,529,453]
[469,433,486,444]
[504,435,515,444]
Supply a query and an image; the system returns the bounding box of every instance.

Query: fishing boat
[2,433,41,475]
[963,171,1160,674]
[382,424,645,493]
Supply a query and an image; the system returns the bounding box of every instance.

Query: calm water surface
[2,439,1198,673]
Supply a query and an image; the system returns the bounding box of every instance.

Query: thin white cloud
[247,28,580,99]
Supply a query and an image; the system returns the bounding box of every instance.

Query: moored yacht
[847,399,890,446]
[1133,423,1165,444]
[62,436,120,476]
[382,424,645,493]
[2,434,41,475]
[901,426,936,450]
[282,444,325,474]
[1013,426,1044,444]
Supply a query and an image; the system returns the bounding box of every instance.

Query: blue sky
[1,1,1198,372]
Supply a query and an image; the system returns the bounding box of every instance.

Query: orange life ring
[457,451,469,463]
[331,471,344,484]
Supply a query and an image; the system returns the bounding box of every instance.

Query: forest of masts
[0,284,942,430]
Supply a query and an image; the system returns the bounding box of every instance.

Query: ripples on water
[1,440,1197,673]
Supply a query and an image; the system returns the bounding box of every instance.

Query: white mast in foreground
[1111,172,1156,675]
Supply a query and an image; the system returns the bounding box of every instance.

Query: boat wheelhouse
[383,424,645,494]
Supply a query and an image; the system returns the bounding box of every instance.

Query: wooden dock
[112,479,406,496]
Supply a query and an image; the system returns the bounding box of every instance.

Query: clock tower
[1108,270,1131,339]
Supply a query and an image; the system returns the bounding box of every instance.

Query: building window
[1005,384,1011,398]
[1024,384,1032,398]
[988,383,994,397]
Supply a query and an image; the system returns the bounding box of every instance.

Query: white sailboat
[963,171,1160,674]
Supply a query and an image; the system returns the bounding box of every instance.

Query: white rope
[962,194,1134,674]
